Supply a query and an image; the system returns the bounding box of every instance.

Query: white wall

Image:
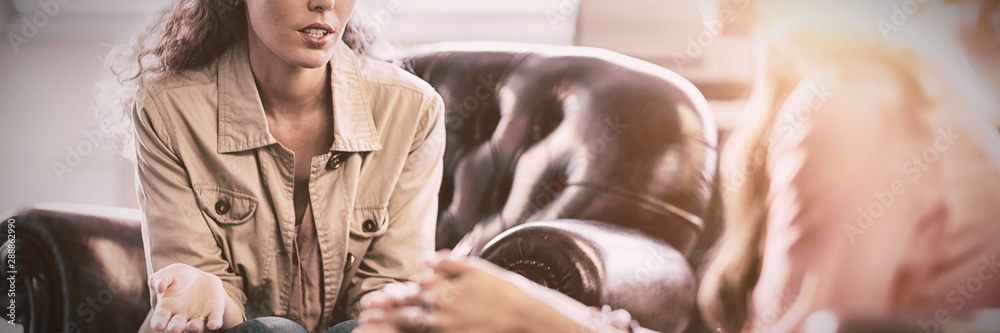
[577,0,707,58]
[1,3,140,216]
[358,0,578,46]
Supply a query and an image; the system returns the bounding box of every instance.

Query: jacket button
[344,253,355,273]
[362,219,379,233]
[326,153,347,170]
[214,200,231,215]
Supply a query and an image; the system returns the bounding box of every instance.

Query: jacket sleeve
[133,89,248,332]
[344,93,446,317]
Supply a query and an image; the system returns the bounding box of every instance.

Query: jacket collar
[216,37,382,154]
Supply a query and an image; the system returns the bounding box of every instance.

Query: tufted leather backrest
[402,43,719,254]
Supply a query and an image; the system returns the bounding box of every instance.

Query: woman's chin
[295,58,332,69]
[285,51,335,69]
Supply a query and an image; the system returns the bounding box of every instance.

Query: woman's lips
[298,27,333,48]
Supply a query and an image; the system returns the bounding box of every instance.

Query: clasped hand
[355,251,541,333]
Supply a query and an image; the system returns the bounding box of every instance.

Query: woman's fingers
[360,290,393,310]
[353,322,402,333]
[166,314,189,333]
[151,307,215,333]
[205,309,224,331]
[184,316,205,333]
[361,306,439,332]
[381,282,412,301]
[148,275,160,293]
[359,308,384,323]
[149,275,169,294]
[428,252,509,278]
[428,256,473,278]
[149,265,182,294]
[368,282,426,309]
[150,306,174,332]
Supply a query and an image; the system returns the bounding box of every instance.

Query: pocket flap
[193,185,257,225]
[350,205,389,238]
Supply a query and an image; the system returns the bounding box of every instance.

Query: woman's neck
[247,32,330,115]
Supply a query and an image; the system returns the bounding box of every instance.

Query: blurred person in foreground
[354,0,1000,332]
[701,0,1000,331]
[96,0,445,332]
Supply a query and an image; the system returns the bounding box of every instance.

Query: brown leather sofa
[1,42,719,333]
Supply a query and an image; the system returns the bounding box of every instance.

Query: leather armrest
[480,219,696,333]
[1,204,150,333]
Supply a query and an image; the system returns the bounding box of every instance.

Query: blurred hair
[697,40,797,332]
[93,0,380,157]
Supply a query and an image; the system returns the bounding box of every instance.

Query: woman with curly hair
[96,0,445,332]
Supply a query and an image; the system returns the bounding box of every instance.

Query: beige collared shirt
[133,37,444,332]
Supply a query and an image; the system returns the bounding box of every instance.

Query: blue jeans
[226,317,359,333]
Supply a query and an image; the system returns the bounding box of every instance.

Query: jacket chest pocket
[193,185,258,225]
[193,185,272,285]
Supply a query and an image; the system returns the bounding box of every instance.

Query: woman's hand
[356,252,594,333]
[148,263,227,333]
[357,255,529,333]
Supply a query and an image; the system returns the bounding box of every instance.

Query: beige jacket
[133,37,444,331]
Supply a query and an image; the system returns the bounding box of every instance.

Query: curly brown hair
[94,0,377,157]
